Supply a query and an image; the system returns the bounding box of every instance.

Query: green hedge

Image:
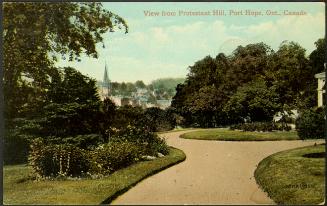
[108,125,169,156]
[230,122,291,132]
[88,141,146,175]
[295,107,325,139]
[4,132,30,165]
[28,134,169,178]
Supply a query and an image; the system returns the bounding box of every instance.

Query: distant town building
[99,62,111,100]
[156,99,171,109]
[314,72,325,107]
[111,95,123,106]
[97,63,172,109]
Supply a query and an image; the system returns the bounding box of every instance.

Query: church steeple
[103,62,110,85]
[102,61,111,98]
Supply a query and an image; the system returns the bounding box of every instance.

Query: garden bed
[3,147,186,205]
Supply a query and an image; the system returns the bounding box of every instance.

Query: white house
[314,72,325,107]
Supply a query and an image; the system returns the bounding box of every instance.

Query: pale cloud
[152,27,170,44]
[243,12,324,52]
[56,10,324,83]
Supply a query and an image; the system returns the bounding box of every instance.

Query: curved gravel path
[112,130,324,205]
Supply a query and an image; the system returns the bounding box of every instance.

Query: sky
[55,2,325,84]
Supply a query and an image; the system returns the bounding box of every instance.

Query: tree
[41,102,102,137]
[269,41,311,110]
[120,82,128,96]
[223,79,281,122]
[141,107,175,132]
[47,67,100,104]
[185,85,220,127]
[171,83,193,127]
[135,80,146,89]
[187,56,218,89]
[225,43,272,92]
[126,82,137,95]
[172,56,226,127]
[299,38,327,109]
[172,40,319,127]
[309,38,326,75]
[3,2,128,119]
[113,105,143,129]
[100,98,117,139]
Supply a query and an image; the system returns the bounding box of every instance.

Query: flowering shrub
[28,138,90,178]
[89,140,146,175]
[110,125,169,155]
[147,136,169,156]
[28,134,169,178]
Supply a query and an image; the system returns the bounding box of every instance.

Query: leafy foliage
[141,107,176,132]
[112,105,144,129]
[172,39,325,127]
[41,102,101,137]
[109,125,169,156]
[295,107,325,139]
[4,131,30,165]
[28,127,169,178]
[29,138,90,178]
[3,2,127,119]
[309,38,326,75]
[46,134,104,150]
[47,67,100,104]
[223,79,281,122]
[89,141,145,175]
[230,122,291,132]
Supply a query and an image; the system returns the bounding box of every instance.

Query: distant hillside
[97,77,185,101]
[150,77,185,92]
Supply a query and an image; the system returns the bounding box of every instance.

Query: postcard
[2,2,325,205]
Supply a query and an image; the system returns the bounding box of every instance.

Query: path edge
[100,146,186,205]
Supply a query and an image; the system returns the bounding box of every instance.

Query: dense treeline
[3,3,174,174]
[4,67,175,164]
[171,39,325,128]
[109,78,185,101]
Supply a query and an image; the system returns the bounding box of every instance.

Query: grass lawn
[3,147,186,205]
[180,128,300,141]
[254,144,325,205]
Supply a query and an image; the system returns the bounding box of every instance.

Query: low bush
[3,118,41,165]
[295,107,325,139]
[230,122,292,132]
[29,139,90,178]
[141,107,176,132]
[109,125,169,155]
[28,132,169,178]
[146,136,169,156]
[89,141,146,175]
[4,132,31,165]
